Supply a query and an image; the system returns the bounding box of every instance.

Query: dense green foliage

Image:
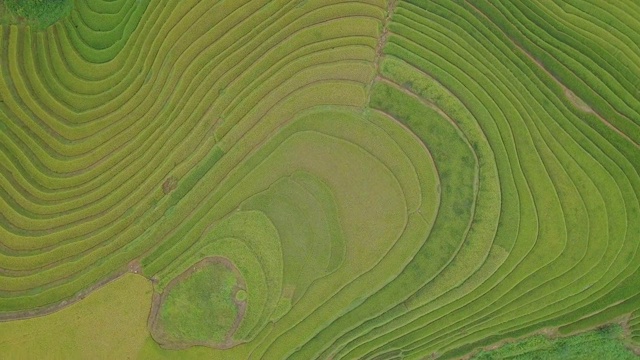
[473,325,637,360]
[2,0,72,29]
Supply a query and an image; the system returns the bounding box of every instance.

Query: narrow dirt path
[515,44,640,149]
[465,0,639,150]
[365,0,398,105]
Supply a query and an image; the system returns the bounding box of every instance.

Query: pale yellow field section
[0,274,153,360]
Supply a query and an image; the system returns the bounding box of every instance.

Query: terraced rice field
[1,0,639,359]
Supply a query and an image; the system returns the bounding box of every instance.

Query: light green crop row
[344,1,640,358]
[1,0,639,358]
[474,0,640,144]
[296,77,479,360]
[331,54,504,359]
[322,1,636,358]
[0,0,383,315]
[244,104,436,359]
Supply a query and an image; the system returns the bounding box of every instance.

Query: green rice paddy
[0,0,639,359]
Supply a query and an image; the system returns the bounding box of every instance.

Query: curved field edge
[0,0,639,359]
[0,272,634,359]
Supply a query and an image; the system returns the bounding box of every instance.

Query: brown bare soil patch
[128,259,142,274]
[162,176,178,194]
[563,88,594,113]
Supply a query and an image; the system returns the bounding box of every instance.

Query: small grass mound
[235,290,247,302]
[150,258,245,349]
